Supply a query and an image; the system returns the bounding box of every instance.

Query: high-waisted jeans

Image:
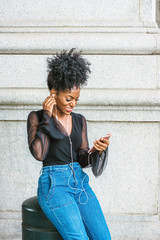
[37,162,111,240]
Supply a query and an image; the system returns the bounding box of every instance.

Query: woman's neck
[52,106,72,135]
[52,105,70,121]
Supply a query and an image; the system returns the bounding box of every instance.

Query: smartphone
[88,133,111,153]
[101,133,111,140]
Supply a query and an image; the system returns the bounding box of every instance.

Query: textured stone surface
[0,55,157,88]
[88,122,159,214]
[0,121,41,211]
[140,0,156,24]
[110,221,160,240]
[157,0,160,27]
[0,219,21,240]
[0,33,157,54]
[158,55,160,88]
[0,0,139,26]
[87,55,157,89]
[154,34,160,55]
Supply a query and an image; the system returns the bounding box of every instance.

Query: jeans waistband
[41,162,81,173]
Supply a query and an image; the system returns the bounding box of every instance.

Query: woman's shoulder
[71,112,87,128]
[72,112,86,120]
[27,109,44,121]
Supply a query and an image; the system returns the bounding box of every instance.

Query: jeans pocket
[40,173,55,198]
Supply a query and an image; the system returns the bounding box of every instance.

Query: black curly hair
[46,48,91,92]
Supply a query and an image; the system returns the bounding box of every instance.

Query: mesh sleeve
[90,147,109,177]
[27,110,51,161]
[78,115,109,177]
[78,116,90,168]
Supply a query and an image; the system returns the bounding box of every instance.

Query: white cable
[68,135,89,205]
[55,110,89,205]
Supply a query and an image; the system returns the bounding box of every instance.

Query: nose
[70,100,76,108]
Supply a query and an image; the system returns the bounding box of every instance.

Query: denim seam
[37,188,44,211]
[47,173,56,200]
[40,173,56,199]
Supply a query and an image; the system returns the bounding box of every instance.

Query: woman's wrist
[43,109,52,117]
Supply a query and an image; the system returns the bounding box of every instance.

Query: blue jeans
[37,162,111,240]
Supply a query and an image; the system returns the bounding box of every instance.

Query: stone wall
[157,0,160,27]
[0,1,160,239]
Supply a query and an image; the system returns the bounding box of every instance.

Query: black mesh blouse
[27,109,108,177]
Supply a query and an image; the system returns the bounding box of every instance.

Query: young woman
[27,48,111,240]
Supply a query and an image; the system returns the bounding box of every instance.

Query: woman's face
[50,86,80,116]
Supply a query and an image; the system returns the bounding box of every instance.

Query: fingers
[44,97,55,106]
[50,93,55,97]
[43,96,56,105]
[42,95,56,113]
[99,137,110,145]
[42,99,54,109]
[43,95,55,103]
[95,139,109,147]
[93,139,109,152]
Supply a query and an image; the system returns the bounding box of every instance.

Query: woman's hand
[88,134,111,154]
[42,94,56,114]
[93,137,109,153]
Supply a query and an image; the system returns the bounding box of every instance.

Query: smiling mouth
[66,108,73,112]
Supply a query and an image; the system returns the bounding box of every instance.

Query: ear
[50,89,57,97]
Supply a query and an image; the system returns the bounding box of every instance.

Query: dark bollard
[22,196,63,240]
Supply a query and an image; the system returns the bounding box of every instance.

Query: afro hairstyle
[46,48,91,92]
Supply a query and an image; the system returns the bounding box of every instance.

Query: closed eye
[66,98,79,102]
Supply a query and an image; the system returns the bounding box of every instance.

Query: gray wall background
[0,1,160,239]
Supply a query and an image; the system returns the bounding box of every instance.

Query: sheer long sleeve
[78,116,90,168]
[90,147,109,177]
[78,115,109,177]
[27,110,51,161]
